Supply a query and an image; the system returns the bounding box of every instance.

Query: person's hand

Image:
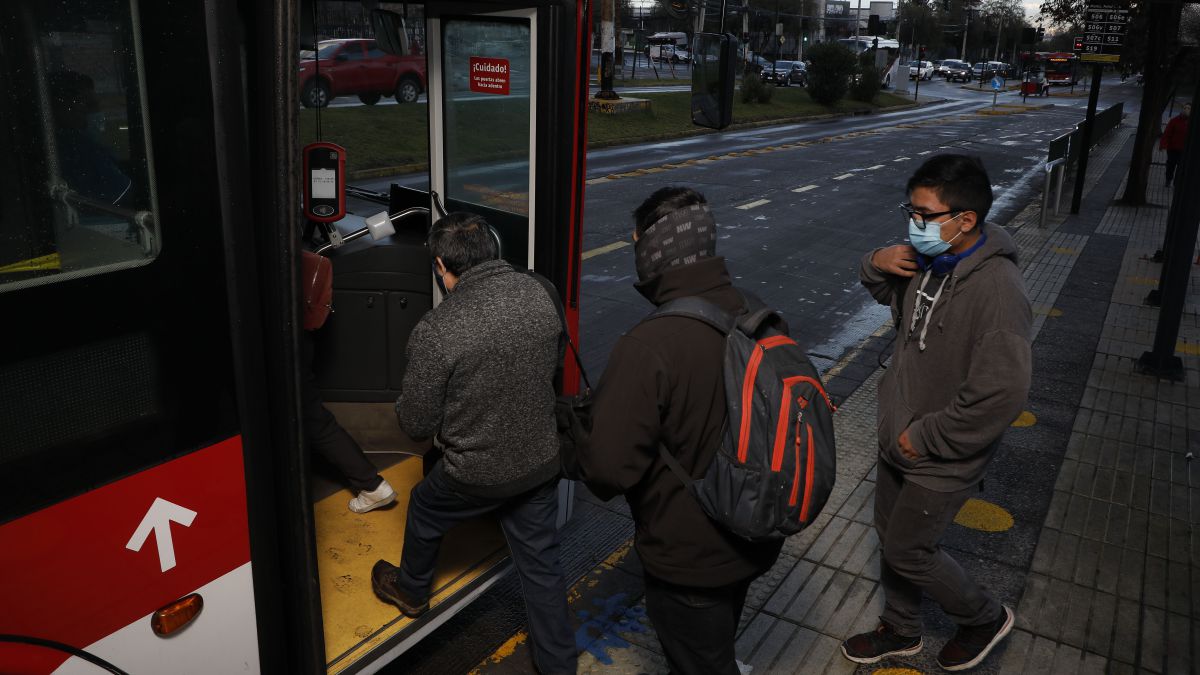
[872,245,920,278]
[898,427,920,461]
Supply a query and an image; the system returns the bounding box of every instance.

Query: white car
[908,60,934,80]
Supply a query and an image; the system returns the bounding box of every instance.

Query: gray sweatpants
[875,460,1002,637]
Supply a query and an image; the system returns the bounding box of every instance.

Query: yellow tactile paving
[316,457,508,673]
[954,498,1015,533]
[1011,411,1038,428]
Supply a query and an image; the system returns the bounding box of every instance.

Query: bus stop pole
[1137,83,1200,380]
[1070,63,1103,214]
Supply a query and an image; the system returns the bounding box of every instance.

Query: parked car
[761,60,807,86]
[299,38,426,108]
[908,60,934,80]
[942,59,971,81]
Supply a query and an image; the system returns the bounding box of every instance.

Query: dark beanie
[634,203,718,282]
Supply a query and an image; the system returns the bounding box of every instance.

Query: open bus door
[303,4,586,672]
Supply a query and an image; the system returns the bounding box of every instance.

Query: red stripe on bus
[0,437,251,673]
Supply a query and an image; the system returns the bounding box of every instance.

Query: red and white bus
[0,0,591,673]
[1024,51,1081,85]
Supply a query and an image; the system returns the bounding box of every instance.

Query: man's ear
[434,257,448,276]
[959,211,979,233]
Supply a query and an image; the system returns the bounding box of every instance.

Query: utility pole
[596,0,619,99]
[993,16,1003,63]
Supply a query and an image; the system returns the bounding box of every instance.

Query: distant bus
[645,31,691,62]
[1024,51,1080,85]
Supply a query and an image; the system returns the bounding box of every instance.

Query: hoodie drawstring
[908,270,949,352]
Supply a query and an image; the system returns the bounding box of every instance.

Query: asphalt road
[377,74,1145,674]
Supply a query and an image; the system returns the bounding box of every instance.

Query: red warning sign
[469,56,510,95]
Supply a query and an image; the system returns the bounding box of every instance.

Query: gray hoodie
[396,260,562,498]
[860,225,1032,491]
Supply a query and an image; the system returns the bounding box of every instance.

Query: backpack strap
[649,296,737,334]
[520,265,593,391]
[735,291,777,337]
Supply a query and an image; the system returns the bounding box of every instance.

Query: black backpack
[648,295,837,542]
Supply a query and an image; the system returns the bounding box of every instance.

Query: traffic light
[664,0,690,19]
[1073,35,1084,52]
[868,14,881,35]
[1037,27,1045,41]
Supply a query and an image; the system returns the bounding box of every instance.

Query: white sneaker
[348,479,396,513]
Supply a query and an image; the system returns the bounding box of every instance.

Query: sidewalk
[474,121,1199,674]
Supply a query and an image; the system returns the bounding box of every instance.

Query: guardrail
[1040,101,1124,226]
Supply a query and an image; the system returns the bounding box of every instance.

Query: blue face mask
[908,214,963,257]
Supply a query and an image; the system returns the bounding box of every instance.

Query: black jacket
[577,257,783,587]
[396,260,561,498]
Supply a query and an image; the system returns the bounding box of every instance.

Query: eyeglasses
[899,202,965,230]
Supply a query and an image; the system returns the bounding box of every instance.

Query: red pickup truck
[300,38,426,108]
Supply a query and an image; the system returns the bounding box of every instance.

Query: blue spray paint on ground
[574,592,650,664]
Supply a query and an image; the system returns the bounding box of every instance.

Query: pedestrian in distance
[372,213,576,675]
[572,187,784,675]
[842,155,1031,672]
[1036,71,1050,98]
[1161,102,1190,189]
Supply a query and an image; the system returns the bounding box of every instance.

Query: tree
[806,41,858,104]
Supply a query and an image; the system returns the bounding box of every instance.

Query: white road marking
[918,150,933,155]
[792,185,819,193]
[736,199,771,210]
[894,157,911,162]
[867,164,886,170]
[833,174,854,181]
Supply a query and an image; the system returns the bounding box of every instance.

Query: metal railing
[1040,101,1124,226]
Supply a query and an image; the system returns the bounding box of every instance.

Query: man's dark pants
[875,460,1001,637]
[643,573,752,675]
[300,331,382,493]
[396,462,576,675]
[1165,149,1182,185]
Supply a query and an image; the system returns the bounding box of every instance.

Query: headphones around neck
[917,231,987,277]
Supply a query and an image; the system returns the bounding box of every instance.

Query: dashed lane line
[581,240,630,260]
[867,164,886,170]
[893,156,911,162]
[833,174,854,181]
[792,185,819,193]
[736,199,771,209]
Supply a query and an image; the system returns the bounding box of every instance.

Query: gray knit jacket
[395,260,562,498]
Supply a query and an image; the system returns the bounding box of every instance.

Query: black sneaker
[371,560,429,618]
[841,621,923,664]
[937,605,1015,671]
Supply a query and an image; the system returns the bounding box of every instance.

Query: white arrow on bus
[125,497,198,572]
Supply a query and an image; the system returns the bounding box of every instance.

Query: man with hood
[842,154,1031,672]
[574,187,783,675]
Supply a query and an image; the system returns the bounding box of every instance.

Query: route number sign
[1079,3,1129,63]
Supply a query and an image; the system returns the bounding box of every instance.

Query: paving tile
[1142,554,1167,609]
[1026,635,1060,675]
[803,516,849,564]
[781,565,833,624]
[1168,517,1190,564]
[1125,508,1149,552]
[1139,605,1165,673]
[803,570,854,631]
[1086,591,1116,657]
[1146,517,1170,558]
[763,560,817,616]
[1111,597,1141,664]
[1083,499,1110,542]
[1063,494,1090,535]
[1073,538,1103,587]
[1165,611,1191,675]
[1050,643,1084,675]
[1030,527,1058,576]
[1095,543,1122,596]
[1017,573,1048,634]
[1060,584,1092,649]
[998,628,1034,674]
[841,528,877,576]
[824,521,868,569]
[823,576,875,639]
[1051,532,1080,581]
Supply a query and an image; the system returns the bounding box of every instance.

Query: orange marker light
[151,593,203,637]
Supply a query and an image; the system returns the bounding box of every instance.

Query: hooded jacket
[576,256,783,588]
[860,225,1032,491]
[1160,112,1189,152]
[396,260,561,499]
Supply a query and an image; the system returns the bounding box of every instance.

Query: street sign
[991,75,1004,91]
[1082,3,1130,58]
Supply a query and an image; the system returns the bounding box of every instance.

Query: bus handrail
[51,183,156,231]
[313,206,430,256]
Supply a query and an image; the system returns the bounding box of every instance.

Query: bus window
[0,0,159,293]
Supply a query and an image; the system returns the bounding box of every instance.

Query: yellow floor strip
[1177,342,1200,356]
[954,498,1014,532]
[582,240,631,260]
[1011,411,1038,428]
[317,458,508,674]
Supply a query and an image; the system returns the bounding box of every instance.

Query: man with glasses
[842,154,1031,672]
